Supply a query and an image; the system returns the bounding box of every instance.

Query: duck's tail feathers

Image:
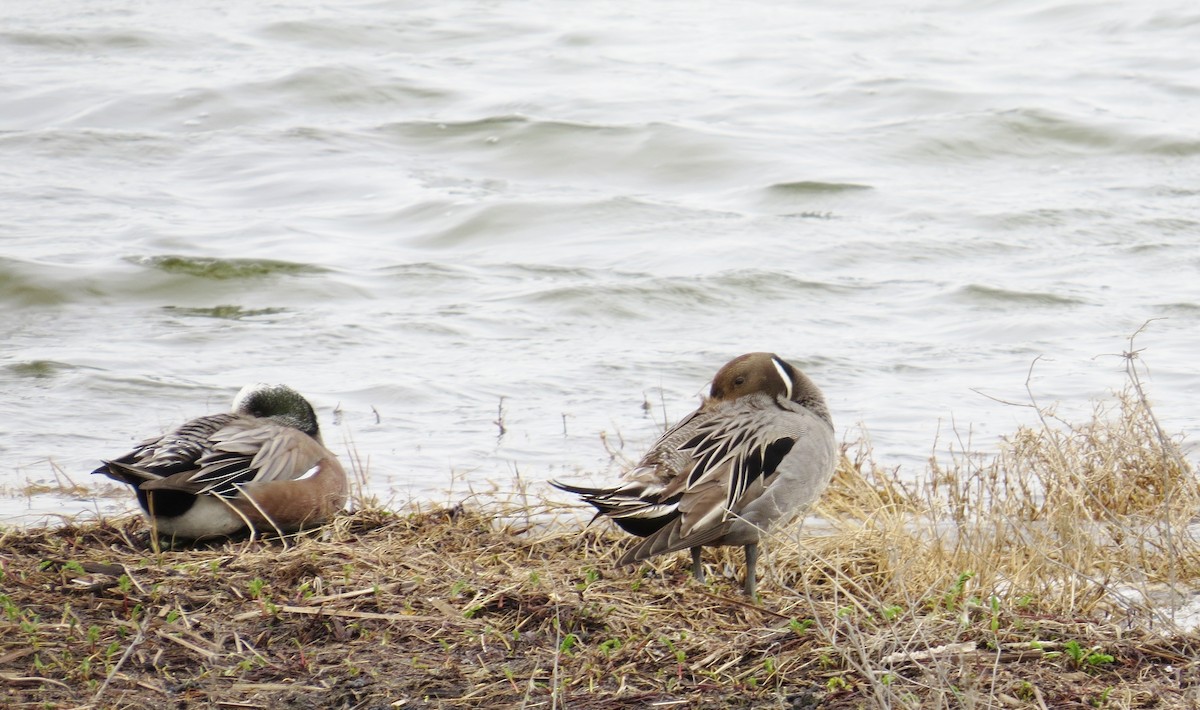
[550,478,682,538]
[94,459,161,487]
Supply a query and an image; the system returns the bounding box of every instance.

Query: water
[3,0,1199,526]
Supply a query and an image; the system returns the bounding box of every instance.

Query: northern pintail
[552,352,836,596]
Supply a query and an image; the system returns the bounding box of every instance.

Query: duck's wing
[139,418,326,499]
[617,396,818,564]
[94,413,238,486]
[674,400,802,532]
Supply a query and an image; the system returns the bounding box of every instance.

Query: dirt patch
[2,499,1198,709]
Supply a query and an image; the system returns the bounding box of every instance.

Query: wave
[398,196,722,250]
[234,65,453,111]
[897,107,1200,161]
[0,29,166,51]
[374,115,746,187]
[160,305,288,321]
[493,267,854,319]
[0,255,349,308]
[766,181,873,195]
[3,360,83,379]
[955,283,1087,307]
[129,255,327,280]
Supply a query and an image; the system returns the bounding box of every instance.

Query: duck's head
[232,383,321,438]
[708,352,806,404]
[709,352,832,425]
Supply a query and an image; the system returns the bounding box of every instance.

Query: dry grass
[3,365,1200,708]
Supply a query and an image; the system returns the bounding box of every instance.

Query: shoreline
[4,383,1200,708]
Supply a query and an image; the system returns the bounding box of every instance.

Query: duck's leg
[690,546,704,582]
[743,543,759,597]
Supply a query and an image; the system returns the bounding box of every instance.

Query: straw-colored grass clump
[2,380,1200,708]
[807,387,1200,625]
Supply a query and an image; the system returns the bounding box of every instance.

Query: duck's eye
[734,376,746,387]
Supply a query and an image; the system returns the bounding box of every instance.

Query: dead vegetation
[3,365,1200,708]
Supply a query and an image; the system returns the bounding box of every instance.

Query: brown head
[709,352,832,424]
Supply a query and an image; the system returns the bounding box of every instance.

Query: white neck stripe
[771,357,793,400]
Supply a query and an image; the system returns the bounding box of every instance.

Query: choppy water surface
[3,0,1199,525]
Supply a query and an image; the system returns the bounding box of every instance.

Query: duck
[551,352,836,596]
[93,383,349,541]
